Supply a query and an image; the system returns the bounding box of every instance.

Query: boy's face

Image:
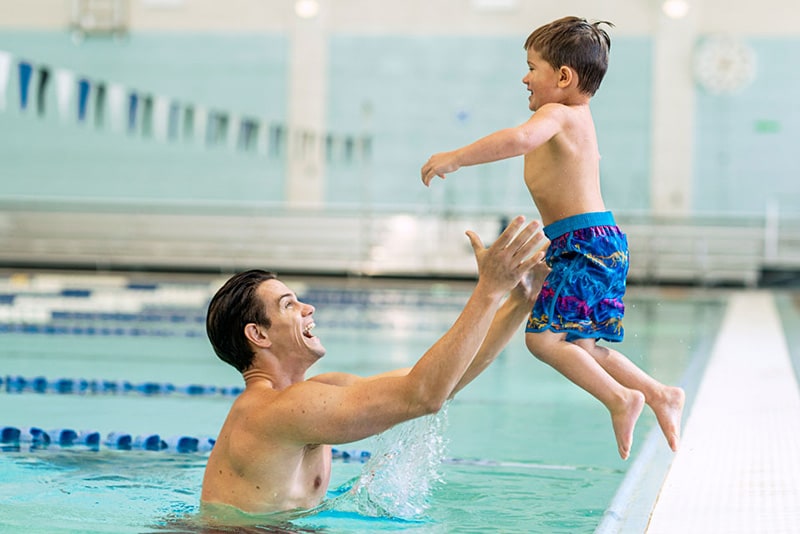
[522,48,561,111]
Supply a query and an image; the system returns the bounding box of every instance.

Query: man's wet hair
[206,269,277,372]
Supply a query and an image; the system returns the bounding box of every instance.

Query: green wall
[0,31,288,205]
[7,31,797,219]
[693,39,800,216]
[326,34,652,213]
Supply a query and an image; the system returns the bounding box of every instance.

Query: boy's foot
[611,389,645,460]
[651,386,685,452]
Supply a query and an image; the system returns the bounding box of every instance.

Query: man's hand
[465,216,546,296]
[510,245,550,306]
[421,151,460,186]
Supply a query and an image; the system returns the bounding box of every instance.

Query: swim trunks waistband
[543,211,616,240]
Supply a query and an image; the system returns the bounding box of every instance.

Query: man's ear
[244,323,272,348]
[557,66,576,88]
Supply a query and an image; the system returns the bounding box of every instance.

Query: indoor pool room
[1,1,800,533]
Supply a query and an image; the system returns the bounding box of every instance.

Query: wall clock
[693,35,757,94]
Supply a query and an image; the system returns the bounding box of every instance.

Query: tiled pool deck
[646,292,800,533]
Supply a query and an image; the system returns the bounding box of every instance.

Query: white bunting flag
[0,50,10,111]
[194,106,207,146]
[54,69,75,121]
[228,113,240,150]
[152,95,170,142]
[107,83,125,133]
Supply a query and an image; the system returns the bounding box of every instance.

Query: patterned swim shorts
[525,211,629,342]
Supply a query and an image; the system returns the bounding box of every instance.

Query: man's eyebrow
[277,292,296,304]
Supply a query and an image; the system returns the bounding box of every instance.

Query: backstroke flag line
[0,49,370,163]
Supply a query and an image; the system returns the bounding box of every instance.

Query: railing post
[764,200,779,263]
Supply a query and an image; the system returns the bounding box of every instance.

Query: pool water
[776,292,800,386]
[0,272,726,533]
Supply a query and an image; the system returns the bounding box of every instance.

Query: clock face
[693,36,757,94]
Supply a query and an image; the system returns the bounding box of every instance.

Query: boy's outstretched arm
[420,105,563,186]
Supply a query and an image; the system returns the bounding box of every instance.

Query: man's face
[259,279,326,360]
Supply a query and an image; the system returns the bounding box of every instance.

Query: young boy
[420,16,684,460]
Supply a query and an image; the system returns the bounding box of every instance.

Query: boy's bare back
[522,102,606,226]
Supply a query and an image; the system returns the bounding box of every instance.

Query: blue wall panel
[327,34,652,214]
[0,31,288,205]
[693,39,800,216]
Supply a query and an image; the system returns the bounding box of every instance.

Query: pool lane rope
[2,375,243,397]
[0,425,371,460]
[1,375,372,458]
[0,426,216,453]
[0,426,577,472]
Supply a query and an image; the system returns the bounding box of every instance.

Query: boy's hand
[421,151,460,186]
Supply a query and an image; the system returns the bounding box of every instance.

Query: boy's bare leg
[575,340,685,452]
[526,331,645,460]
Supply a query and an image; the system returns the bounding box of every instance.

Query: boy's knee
[525,332,549,361]
[575,338,605,359]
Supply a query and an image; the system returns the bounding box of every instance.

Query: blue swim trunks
[526,211,629,342]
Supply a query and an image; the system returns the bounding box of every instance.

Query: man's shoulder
[307,372,363,386]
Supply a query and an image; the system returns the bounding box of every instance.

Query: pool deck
[646,291,800,533]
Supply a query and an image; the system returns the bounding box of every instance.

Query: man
[200,216,547,520]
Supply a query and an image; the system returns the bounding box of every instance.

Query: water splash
[332,403,450,520]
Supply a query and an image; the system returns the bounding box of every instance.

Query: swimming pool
[0,271,726,533]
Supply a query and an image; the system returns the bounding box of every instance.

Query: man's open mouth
[303,322,316,338]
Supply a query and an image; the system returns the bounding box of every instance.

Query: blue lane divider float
[331,448,372,462]
[0,425,371,460]
[2,375,244,397]
[0,426,216,453]
[0,323,206,337]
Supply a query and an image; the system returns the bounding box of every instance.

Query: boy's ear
[557,66,576,88]
[244,323,272,349]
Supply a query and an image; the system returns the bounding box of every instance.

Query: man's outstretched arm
[269,217,545,445]
[312,235,549,395]
[451,251,549,397]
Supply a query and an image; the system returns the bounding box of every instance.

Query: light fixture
[294,0,319,19]
[662,0,690,19]
[471,0,518,10]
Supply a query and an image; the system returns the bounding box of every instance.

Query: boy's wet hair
[524,16,613,96]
